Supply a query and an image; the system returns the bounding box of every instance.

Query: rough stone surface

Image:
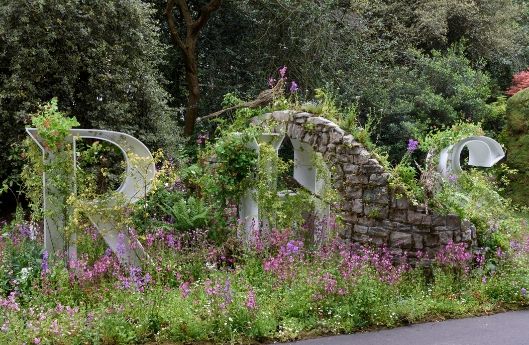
[260,111,478,258]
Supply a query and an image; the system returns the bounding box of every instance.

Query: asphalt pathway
[285,310,529,345]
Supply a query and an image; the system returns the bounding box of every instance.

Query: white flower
[20,267,32,282]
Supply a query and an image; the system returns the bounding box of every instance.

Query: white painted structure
[438,136,505,177]
[27,129,155,266]
[238,132,330,244]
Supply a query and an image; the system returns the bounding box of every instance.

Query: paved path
[285,310,529,345]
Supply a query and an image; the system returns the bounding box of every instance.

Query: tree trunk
[165,0,222,136]
[184,55,200,136]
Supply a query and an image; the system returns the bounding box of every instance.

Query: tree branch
[192,0,222,36]
[165,0,185,49]
[176,0,194,28]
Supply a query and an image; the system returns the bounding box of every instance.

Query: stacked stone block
[262,110,476,258]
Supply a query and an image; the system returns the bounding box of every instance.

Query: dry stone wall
[263,110,477,258]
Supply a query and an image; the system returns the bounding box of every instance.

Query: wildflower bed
[1,220,529,344]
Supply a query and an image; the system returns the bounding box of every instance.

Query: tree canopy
[0,0,179,183]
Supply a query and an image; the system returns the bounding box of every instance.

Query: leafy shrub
[502,87,529,206]
[374,46,494,160]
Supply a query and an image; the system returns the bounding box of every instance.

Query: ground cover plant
[1,87,529,345]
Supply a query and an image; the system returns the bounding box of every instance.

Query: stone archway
[257,110,476,258]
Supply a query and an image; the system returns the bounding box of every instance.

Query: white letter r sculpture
[27,129,155,266]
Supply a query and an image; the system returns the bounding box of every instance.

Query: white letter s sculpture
[438,136,505,178]
[27,129,155,266]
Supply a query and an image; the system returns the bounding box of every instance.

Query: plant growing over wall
[256,142,313,230]
[23,99,79,228]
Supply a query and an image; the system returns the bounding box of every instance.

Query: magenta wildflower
[180,281,191,299]
[146,233,155,247]
[0,292,20,311]
[50,319,60,335]
[279,65,288,78]
[268,76,277,88]
[321,272,337,294]
[246,289,257,311]
[435,241,472,271]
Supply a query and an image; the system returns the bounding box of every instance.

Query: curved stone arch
[258,110,476,258]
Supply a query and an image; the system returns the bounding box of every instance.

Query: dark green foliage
[375,47,494,160]
[0,0,180,185]
[503,87,529,206]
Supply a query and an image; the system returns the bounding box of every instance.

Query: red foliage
[506,68,529,96]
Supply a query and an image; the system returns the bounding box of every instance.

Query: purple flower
[204,279,216,296]
[116,232,126,256]
[407,139,419,153]
[246,289,257,310]
[223,277,232,306]
[290,81,299,93]
[522,288,527,297]
[41,250,49,274]
[286,240,300,254]
[279,65,287,78]
[268,76,277,88]
[448,174,458,183]
[180,281,191,299]
[435,241,472,272]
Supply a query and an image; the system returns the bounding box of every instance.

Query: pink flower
[246,289,257,310]
[180,281,191,299]
[50,319,60,335]
[279,65,288,78]
[435,241,472,271]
